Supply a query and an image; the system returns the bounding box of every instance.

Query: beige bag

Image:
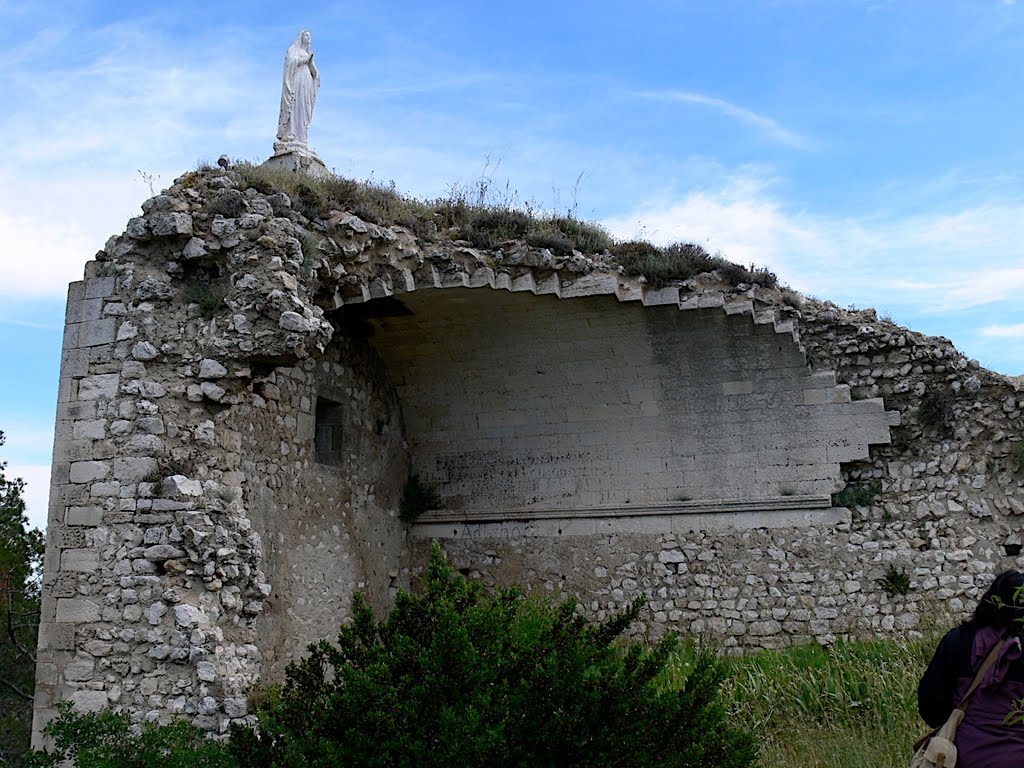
[909,639,1007,768]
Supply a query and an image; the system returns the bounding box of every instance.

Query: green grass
[659,634,937,768]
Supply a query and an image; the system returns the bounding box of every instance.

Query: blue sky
[2,0,1023,531]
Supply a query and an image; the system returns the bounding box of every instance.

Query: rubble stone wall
[32,165,1023,743]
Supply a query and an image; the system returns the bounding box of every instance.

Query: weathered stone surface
[199,359,228,379]
[132,341,159,361]
[150,212,193,237]
[162,475,203,498]
[144,544,187,561]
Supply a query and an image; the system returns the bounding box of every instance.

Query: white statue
[276,30,320,152]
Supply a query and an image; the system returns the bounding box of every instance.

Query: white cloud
[7,464,50,532]
[0,171,153,297]
[603,178,1024,309]
[632,90,810,149]
[980,323,1024,337]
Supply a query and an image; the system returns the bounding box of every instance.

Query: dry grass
[229,163,776,287]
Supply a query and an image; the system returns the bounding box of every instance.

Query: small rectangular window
[315,397,344,465]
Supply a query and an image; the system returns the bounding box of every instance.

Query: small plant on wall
[878,565,911,597]
[917,388,955,435]
[400,475,443,521]
[832,479,882,508]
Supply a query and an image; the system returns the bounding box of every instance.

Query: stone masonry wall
[33,163,1023,743]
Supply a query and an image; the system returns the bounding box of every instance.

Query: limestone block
[66,506,103,526]
[201,382,226,402]
[162,475,202,497]
[279,311,308,332]
[132,341,159,361]
[69,690,108,713]
[72,420,107,440]
[174,604,209,628]
[38,623,76,651]
[84,276,116,300]
[60,549,99,572]
[75,318,117,348]
[66,298,103,325]
[112,457,159,482]
[182,237,208,259]
[77,374,119,401]
[199,359,228,379]
[63,656,95,682]
[69,461,110,484]
[144,544,187,561]
[56,599,101,623]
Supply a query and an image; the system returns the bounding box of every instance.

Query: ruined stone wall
[33,164,1023,742]
[408,304,1023,649]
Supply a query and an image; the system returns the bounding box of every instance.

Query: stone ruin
[33,164,1024,739]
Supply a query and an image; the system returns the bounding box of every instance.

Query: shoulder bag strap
[956,638,1010,712]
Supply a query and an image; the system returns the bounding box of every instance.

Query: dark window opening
[315,397,344,466]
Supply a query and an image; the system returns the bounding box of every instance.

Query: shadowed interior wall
[237,336,409,680]
[368,289,888,512]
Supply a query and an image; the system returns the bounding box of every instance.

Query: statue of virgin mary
[276,30,320,152]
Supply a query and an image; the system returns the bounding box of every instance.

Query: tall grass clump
[660,634,938,768]
[614,241,777,289]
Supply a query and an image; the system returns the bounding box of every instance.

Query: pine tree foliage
[0,430,45,765]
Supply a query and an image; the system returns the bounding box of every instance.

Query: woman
[277,29,320,149]
[918,569,1024,767]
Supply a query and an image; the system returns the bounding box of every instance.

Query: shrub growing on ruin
[228,543,756,768]
[877,565,911,597]
[614,241,777,290]
[832,480,882,509]
[917,388,955,435]
[25,703,235,768]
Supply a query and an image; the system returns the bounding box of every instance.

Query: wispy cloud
[981,323,1024,337]
[632,90,810,149]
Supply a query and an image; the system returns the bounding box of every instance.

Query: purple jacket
[918,625,1024,768]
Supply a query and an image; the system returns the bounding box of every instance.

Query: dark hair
[962,570,1024,635]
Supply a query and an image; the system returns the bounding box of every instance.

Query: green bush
[25,703,234,768]
[229,543,756,768]
[877,565,911,598]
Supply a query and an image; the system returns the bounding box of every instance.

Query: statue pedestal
[261,147,330,180]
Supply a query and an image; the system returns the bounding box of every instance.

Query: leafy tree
[230,543,756,768]
[0,430,45,765]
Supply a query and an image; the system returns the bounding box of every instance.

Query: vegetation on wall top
[228,162,779,290]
